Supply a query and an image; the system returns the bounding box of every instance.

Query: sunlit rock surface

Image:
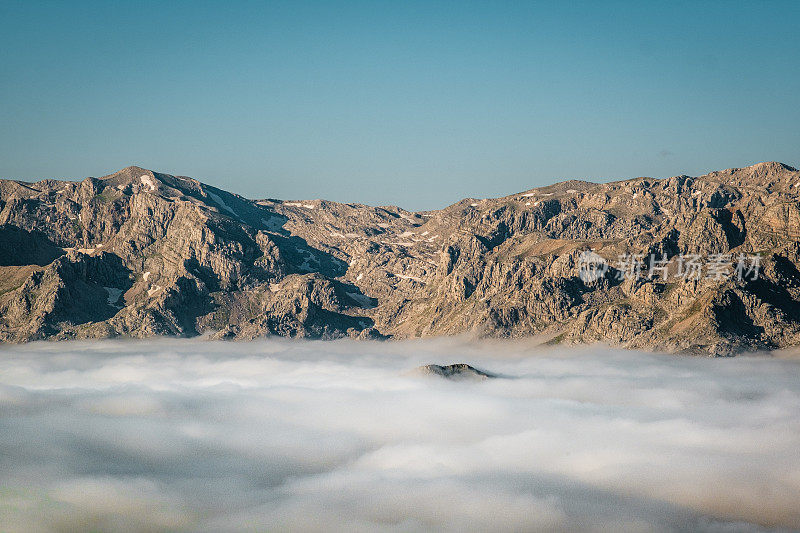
[2,162,800,354]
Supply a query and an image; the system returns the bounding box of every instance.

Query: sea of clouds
[1,338,799,532]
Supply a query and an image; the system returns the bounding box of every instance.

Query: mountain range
[1,162,799,354]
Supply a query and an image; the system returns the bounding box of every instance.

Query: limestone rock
[2,161,800,354]
[413,363,497,380]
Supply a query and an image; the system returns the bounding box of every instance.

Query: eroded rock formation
[2,162,799,354]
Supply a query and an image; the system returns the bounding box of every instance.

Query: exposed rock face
[1,162,800,354]
[413,363,497,380]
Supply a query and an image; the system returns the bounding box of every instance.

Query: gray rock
[2,161,800,355]
[413,363,497,380]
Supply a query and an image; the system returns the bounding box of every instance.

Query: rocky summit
[1,162,799,354]
[413,364,498,380]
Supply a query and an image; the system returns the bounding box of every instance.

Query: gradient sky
[1,1,798,210]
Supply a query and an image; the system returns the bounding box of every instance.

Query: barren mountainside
[1,162,800,354]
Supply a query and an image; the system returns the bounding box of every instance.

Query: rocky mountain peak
[413,363,497,380]
[702,161,800,192]
[1,162,799,354]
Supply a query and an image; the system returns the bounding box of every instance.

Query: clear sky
[1,1,798,210]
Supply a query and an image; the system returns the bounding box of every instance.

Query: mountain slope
[1,162,799,354]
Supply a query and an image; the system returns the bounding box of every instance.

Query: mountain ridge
[1,161,799,354]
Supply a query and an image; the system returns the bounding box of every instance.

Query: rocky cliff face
[1,162,799,354]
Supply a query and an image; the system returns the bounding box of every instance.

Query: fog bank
[1,338,799,532]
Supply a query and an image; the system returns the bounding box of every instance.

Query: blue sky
[1,1,798,209]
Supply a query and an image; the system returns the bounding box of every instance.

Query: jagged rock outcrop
[412,363,497,380]
[1,162,799,354]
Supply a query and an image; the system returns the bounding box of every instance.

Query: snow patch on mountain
[207,191,240,219]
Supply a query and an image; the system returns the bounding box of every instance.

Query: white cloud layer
[1,338,799,532]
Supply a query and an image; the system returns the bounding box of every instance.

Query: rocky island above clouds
[1,161,799,355]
